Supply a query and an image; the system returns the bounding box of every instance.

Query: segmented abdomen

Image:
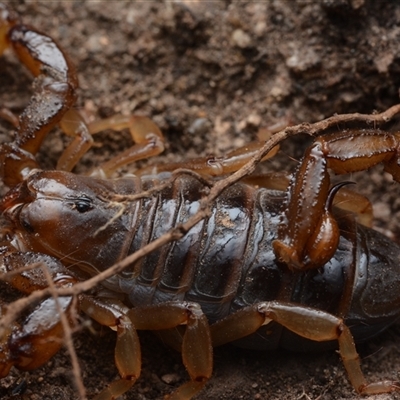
[115,172,400,349]
[117,172,290,320]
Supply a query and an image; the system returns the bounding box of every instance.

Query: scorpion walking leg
[87,115,165,178]
[55,109,94,172]
[210,301,400,395]
[134,116,283,178]
[79,297,141,400]
[137,140,279,177]
[273,129,400,270]
[79,300,212,399]
[128,301,213,400]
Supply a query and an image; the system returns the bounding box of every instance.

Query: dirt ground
[1,1,400,399]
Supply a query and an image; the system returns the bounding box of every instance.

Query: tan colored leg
[87,114,165,178]
[128,301,213,400]
[136,140,279,177]
[210,305,267,348]
[0,107,94,175]
[79,296,141,400]
[59,112,165,177]
[57,109,94,171]
[210,301,400,395]
[332,186,373,227]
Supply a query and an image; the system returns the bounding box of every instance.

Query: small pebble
[232,29,252,48]
[161,373,181,384]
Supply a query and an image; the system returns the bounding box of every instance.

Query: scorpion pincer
[1,3,400,399]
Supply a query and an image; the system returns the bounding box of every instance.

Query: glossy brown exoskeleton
[1,3,400,399]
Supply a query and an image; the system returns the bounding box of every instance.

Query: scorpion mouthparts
[0,182,32,214]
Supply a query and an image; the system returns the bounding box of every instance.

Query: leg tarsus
[165,380,208,400]
[93,379,136,400]
[338,324,400,395]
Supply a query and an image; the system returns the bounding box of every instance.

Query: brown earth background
[1,1,400,399]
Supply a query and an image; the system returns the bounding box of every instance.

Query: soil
[1,1,400,400]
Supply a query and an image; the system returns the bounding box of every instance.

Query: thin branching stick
[1,104,400,398]
[1,103,400,336]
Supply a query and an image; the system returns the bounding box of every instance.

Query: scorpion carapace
[1,3,400,400]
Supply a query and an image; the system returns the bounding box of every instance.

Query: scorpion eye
[71,196,93,213]
[21,218,34,233]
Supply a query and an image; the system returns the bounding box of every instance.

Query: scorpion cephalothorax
[1,3,400,400]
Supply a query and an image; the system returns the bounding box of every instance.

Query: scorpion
[1,3,400,399]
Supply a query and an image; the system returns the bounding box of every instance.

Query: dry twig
[1,103,400,397]
[2,103,400,332]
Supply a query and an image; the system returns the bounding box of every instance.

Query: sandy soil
[1,1,400,400]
